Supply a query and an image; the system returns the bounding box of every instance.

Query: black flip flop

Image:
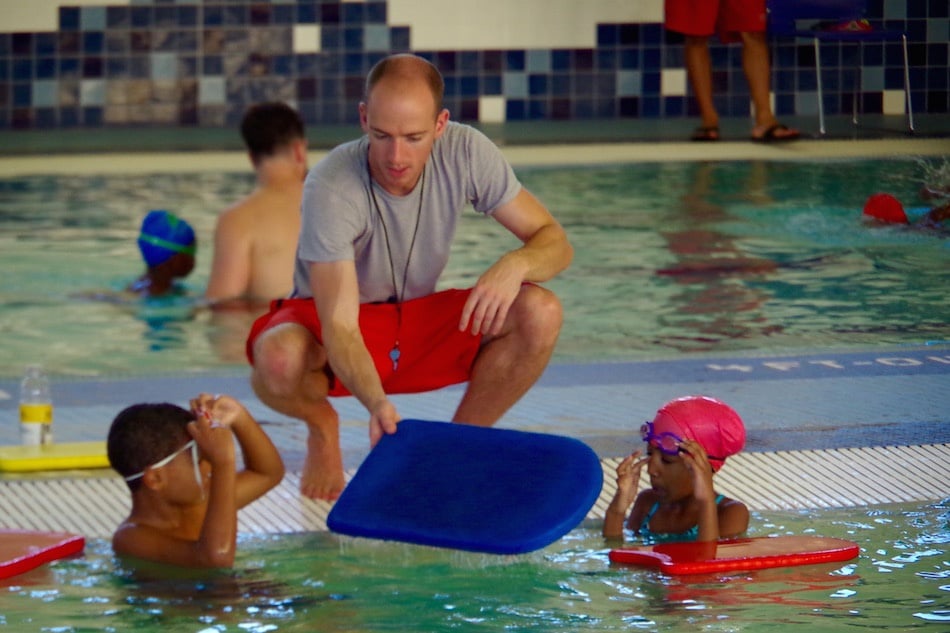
[690,126,720,142]
[751,124,800,143]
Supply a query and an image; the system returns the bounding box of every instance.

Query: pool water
[3,499,947,631]
[0,157,948,378]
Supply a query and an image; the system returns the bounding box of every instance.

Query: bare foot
[300,429,345,500]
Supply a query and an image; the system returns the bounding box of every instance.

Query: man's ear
[434,108,450,138]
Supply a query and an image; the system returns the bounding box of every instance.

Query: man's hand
[459,253,526,336]
[368,398,400,447]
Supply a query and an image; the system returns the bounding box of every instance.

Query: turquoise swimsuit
[637,494,725,542]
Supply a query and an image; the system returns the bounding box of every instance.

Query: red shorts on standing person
[245,288,482,397]
[665,0,766,43]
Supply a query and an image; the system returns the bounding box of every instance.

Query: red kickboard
[610,535,859,575]
[0,530,85,579]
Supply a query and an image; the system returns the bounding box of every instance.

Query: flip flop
[690,126,720,142]
[751,124,800,143]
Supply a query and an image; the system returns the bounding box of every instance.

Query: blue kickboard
[327,419,603,554]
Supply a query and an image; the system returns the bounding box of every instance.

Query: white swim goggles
[124,439,202,488]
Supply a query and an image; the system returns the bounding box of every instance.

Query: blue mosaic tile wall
[0,0,946,130]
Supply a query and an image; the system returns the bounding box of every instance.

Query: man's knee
[251,324,313,396]
[513,284,563,346]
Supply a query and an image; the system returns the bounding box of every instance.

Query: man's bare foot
[300,429,345,500]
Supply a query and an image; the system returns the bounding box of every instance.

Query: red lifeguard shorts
[665,0,766,43]
[245,288,482,397]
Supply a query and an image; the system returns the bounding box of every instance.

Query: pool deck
[1,344,948,539]
[0,122,948,540]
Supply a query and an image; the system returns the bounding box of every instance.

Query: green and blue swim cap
[137,210,196,267]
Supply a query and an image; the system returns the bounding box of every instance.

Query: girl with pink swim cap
[603,395,749,542]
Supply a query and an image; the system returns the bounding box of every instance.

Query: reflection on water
[1,500,947,631]
[0,158,948,377]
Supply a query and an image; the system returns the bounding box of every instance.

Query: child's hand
[677,439,716,503]
[190,393,247,429]
[614,451,647,502]
[187,407,235,471]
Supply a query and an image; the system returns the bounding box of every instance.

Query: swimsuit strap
[638,494,726,541]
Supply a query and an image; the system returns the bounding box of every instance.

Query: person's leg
[452,284,563,426]
[741,31,799,140]
[250,322,345,500]
[684,36,719,134]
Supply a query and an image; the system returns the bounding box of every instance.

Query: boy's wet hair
[240,102,305,163]
[107,403,194,491]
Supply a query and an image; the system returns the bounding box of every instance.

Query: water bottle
[20,364,53,445]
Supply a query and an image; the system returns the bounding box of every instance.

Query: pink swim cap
[863,193,908,224]
[652,396,746,472]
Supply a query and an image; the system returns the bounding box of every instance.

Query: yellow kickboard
[0,442,109,472]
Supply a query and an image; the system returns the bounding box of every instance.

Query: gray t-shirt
[293,121,522,303]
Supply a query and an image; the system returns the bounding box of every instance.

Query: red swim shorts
[245,288,482,397]
[665,0,766,43]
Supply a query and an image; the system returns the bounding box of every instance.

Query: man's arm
[309,260,399,443]
[205,208,252,303]
[460,187,573,335]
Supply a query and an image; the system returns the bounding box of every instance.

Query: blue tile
[297,3,316,23]
[0,59,8,81]
[528,74,548,96]
[526,50,550,73]
[597,23,618,47]
[83,32,104,55]
[81,6,106,31]
[320,77,341,100]
[82,58,103,78]
[662,46,683,68]
[775,93,795,116]
[596,72,615,97]
[250,4,272,25]
[274,4,295,25]
[928,43,948,66]
[130,6,151,29]
[177,6,197,27]
[642,71,660,95]
[641,23,663,45]
[60,7,80,31]
[618,48,639,70]
[342,2,365,24]
[798,68,818,91]
[59,57,80,78]
[82,106,103,126]
[642,47,661,70]
[618,96,638,117]
[390,27,410,51]
[775,69,795,91]
[597,49,617,71]
[367,2,387,24]
[106,7,129,29]
[929,0,948,18]
[0,34,9,56]
[344,52,366,74]
[551,49,571,72]
[322,26,342,49]
[13,83,31,107]
[459,75,478,97]
[106,57,129,77]
[883,0,906,19]
[619,24,639,45]
[458,51,479,74]
[505,50,525,71]
[505,99,525,120]
[295,54,318,75]
[527,98,547,119]
[503,72,527,98]
[863,43,884,65]
[574,72,593,95]
[443,76,458,96]
[551,73,571,97]
[203,5,224,27]
[223,5,247,25]
[36,57,57,80]
[273,54,294,76]
[31,80,57,107]
[344,27,363,50]
[641,95,660,117]
[12,59,32,81]
[35,107,57,128]
[905,19,927,41]
[663,96,684,117]
[481,75,501,95]
[884,66,906,89]
[927,68,948,90]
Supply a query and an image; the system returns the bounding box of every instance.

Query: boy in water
[603,395,749,542]
[107,393,284,567]
[128,209,197,297]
